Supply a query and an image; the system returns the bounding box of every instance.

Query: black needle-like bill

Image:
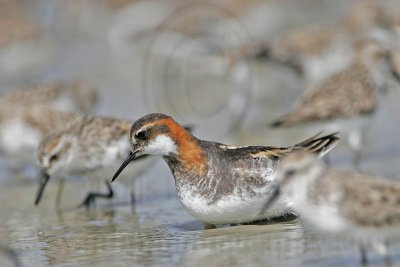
[111,151,138,183]
[34,171,51,205]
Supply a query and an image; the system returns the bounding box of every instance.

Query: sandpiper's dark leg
[353,150,362,171]
[348,129,363,170]
[130,190,137,215]
[383,241,392,267]
[384,255,393,267]
[55,179,65,209]
[80,180,114,208]
[130,191,136,205]
[350,114,377,170]
[359,245,368,265]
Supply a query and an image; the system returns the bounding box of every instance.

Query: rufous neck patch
[158,118,207,172]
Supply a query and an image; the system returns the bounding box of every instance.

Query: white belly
[291,185,348,234]
[298,204,348,234]
[179,186,292,224]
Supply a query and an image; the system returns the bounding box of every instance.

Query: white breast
[298,203,348,233]
[178,184,292,224]
[0,117,42,162]
[67,138,156,184]
[290,182,348,233]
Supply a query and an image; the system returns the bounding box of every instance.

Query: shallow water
[2,180,400,267]
[1,0,400,266]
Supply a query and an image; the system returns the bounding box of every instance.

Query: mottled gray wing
[272,63,376,126]
[336,172,400,227]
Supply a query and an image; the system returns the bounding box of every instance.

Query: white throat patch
[145,135,177,156]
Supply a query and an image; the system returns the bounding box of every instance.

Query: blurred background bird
[269,39,399,168]
[0,82,98,178]
[263,151,400,264]
[34,115,157,208]
[227,1,396,85]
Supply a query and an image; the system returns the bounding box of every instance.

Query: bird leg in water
[359,245,368,265]
[79,180,114,208]
[55,179,65,209]
[348,128,364,170]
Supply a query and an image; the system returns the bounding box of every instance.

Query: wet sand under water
[1,178,400,267]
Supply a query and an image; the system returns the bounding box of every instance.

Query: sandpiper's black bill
[111,151,138,183]
[259,187,281,216]
[35,171,50,205]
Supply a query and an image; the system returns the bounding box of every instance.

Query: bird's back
[272,61,376,126]
[62,116,133,174]
[173,132,338,204]
[0,82,97,114]
[0,107,78,161]
[312,170,400,230]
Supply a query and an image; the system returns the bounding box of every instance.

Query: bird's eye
[135,130,148,140]
[49,154,59,162]
[285,169,296,177]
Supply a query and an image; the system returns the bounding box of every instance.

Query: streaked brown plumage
[271,39,389,126]
[0,82,98,169]
[272,61,376,126]
[0,82,98,114]
[228,1,393,82]
[35,115,157,207]
[265,151,400,264]
[0,107,79,163]
[390,48,400,81]
[0,0,39,46]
